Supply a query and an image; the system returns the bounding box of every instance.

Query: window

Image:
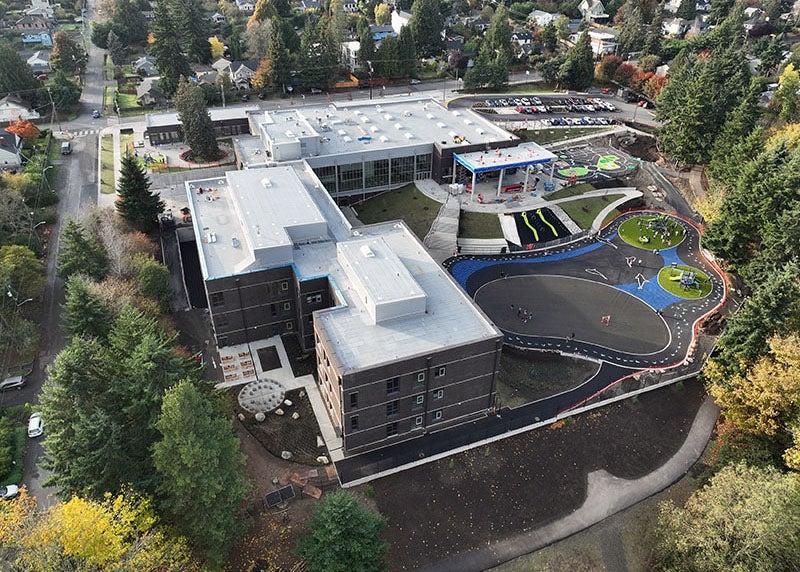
[270,304,277,317]
[349,392,358,408]
[315,294,322,303]
[209,292,225,307]
[386,422,398,437]
[434,389,444,400]
[285,321,293,331]
[434,410,443,421]
[386,400,398,417]
[415,394,424,405]
[415,415,423,426]
[283,302,291,311]
[436,366,446,378]
[281,281,289,291]
[350,415,359,431]
[417,372,426,383]
[386,377,399,395]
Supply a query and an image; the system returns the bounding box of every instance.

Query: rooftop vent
[343,135,352,142]
[464,119,473,125]
[436,122,446,128]
[379,135,389,142]
[476,128,485,135]
[383,114,393,120]
[360,115,370,123]
[337,129,346,136]
[394,123,403,130]
[426,113,435,119]
[404,132,413,139]
[452,110,461,116]
[354,110,362,115]
[261,177,272,187]
[403,111,412,117]
[360,244,375,258]
[370,125,379,133]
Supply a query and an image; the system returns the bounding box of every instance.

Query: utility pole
[46,87,62,132]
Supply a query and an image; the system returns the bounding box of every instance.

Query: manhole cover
[238,379,287,414]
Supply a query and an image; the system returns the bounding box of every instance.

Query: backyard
[458,210,503,239]
[559,193,626,230]
[353,184,442,240]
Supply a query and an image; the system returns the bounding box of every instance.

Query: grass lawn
[458,210,503,239]
[546,182,595,201]
[514,127,613,145]
[658,265,713,299]
[559,193,626,230]
[102,85,116,112]
[104,54,114,81]
[100,134,115,195]
[353,184,441,241]
[618,214,686,250]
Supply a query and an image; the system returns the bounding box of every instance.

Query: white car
[0,375,26,391]
[27,413,43,438]
[0,485,19,500]
[410,79,421,84]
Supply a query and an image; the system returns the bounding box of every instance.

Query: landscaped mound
[618,214,685,250]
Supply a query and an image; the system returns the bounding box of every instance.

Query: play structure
[619,214,685,250]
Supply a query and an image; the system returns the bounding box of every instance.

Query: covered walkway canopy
[452,142,558,201]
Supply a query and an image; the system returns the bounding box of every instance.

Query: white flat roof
[454,142,557,173]
[258,96,515,157]
[146,105,260,128]
[186,165,500,371]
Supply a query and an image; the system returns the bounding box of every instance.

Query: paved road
[13,0,103,507]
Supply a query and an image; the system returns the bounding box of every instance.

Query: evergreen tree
[483,3,512,57]
[374,36,399,78]
[643,4,663,56]
[410,0,444,58]
[174,78,221,161]
[131,254,171,311]
[50,31,87,75]
[296,491,387,572]
[759,34,785,77]
[0,43,40,104]
[397,25,417,78]
[49,70,82,110]
[542,22,557,52]
[266,21,291,92]
[249,0,277,25]
[273,0,291,17]
[150,2,192,97]
[559,32,594,90]
[675,0,696,20]
[708,76,763,182]
[63,275,114,340]
[110,0,148,44]
[329,0,349,44]
[708,0,734,23]
[299,20,339,89]
[106,30,127,66]
[358,18,376,70]
[228,21,244,61]
[617,4,645,58]
[116,154,164,231]
[154,381,248,567]
[776,64,800,122]
[58,219,108,281]
[171,0,213,63]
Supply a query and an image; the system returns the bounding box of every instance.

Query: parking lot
[473,96,626,126]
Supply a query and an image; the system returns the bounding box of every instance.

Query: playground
[445,210,727,409]
[511,208,570,244]
[552,145,639,183]
[618,214,686,250]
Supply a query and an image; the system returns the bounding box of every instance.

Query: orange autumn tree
[6,118,40,140]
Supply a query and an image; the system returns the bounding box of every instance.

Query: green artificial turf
[618,214,685,250]
[658,265,713,299]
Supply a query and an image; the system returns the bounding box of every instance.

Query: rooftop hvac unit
[426,113,435,119]
[452,110,461,116]
[337,129,346,136]
[370,125,379,132]
[360,244,375,258]
[383,114,393,120]
[448,131,457,138]
[285,130,295,137]
[464,119,473,125]
[404,132,413,139]
[354,110,362,115]
[394,123,403,129]
[343,135,352,142]
[360,115,370,123]
[436,122,446,128]
[379,135,389,142]
[261,177,272,187]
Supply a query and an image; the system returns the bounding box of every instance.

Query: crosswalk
[71,129,99,138]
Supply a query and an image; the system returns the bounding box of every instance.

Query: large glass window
[364,159,389,188]
[390,155,415,184]
[338,162,364,192]
[314,165,337,193]
[415,154,432,179]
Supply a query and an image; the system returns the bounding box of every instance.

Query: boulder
[281,450,293,460]
[254,412,265,422]
[291,412,300,420]
[299,390,306,398]
[237,413,245,421]
[275,408,285,416]
[283,399,293,407]
[316,455,329,465]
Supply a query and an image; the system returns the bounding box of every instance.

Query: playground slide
[520,212,540,242]
[537,209,559,238]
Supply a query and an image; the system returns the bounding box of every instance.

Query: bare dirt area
[496,350,600,408]
[616,133,660,163]
[367,380,705,571]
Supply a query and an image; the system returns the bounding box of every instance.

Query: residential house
[743,6,765,31]
[212,58,233,74]
[343,0,358,12]
[528,9,561,27]
[0,129,22,169]
[25,0,54,20]
[230,60,258,89]
[445,35,464,52]
[195,69,220,86]
[370,24,396,43]
[211,11,226,24]
[578,0,608,22]
[391,9,412,34]
[21,32,52,46]
[133,56,158,77]
[571,29,616,56]
[137,77,166,106]
[662,16,690,36]
[26,51,50,73]
[0,95,41,124]
[511,30,533,49]
[235,0,255,12]
[14,14,50,31]
[655,63,670,77]
[342,40,360,72]
[300,0,320,10]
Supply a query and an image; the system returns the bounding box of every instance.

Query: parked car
[0,375,26,391]
[410,79,421,84]
[91,109,101,119]
[27,413,43,438]
[0,485,19,500]
[310,88,323,94]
